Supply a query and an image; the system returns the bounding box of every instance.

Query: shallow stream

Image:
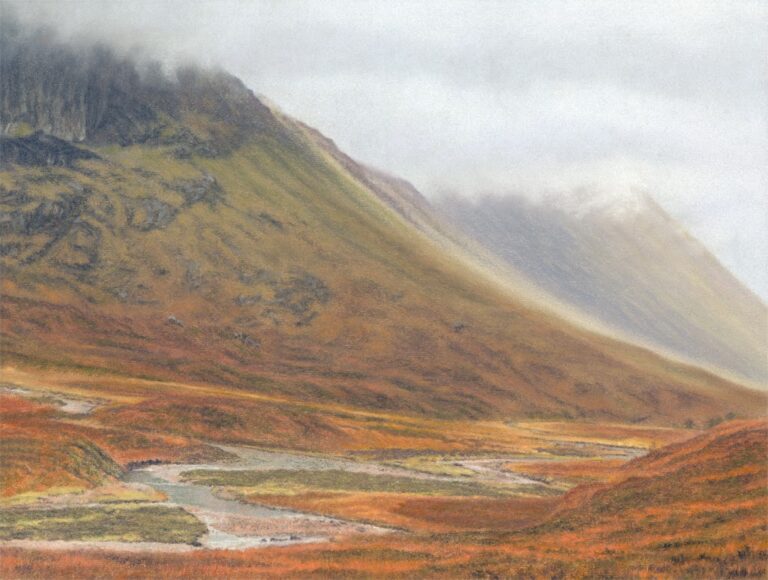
[122,447,389,549]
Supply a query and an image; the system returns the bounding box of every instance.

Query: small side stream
[0,385,100,414]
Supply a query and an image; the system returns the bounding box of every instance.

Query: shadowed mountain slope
[436,192,767,386]
[1,22,764,425]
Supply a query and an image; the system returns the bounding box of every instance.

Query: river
[122,447,392,549]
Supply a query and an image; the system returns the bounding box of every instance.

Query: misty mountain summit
[435,189,767,385]
[0,19,277,152]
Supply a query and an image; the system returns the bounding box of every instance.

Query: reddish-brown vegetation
[503,458,626,483]
[1,367,694,459]
[0,394,118,496]
[248,492,558,532]
[0,393,223,497]
[1,420,764,578]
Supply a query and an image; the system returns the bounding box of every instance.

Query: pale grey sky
[7,0,768,299]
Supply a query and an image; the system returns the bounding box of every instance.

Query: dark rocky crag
[0,131,100,167]
[0,13,279,152]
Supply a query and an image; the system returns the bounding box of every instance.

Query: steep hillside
[488,419,768,577]
[436,191,768,385]
[551,419,767,518]
[0,394,121,497]
[290,117,534,293]
[1,23,764,425]
[290,119,445,240]
[446,419,768,577]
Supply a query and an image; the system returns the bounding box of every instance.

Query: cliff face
[0,18,277,150]
[1,23,150,142]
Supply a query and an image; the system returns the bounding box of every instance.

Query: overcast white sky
[8,0,768,299]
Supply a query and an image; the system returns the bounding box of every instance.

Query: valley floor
[0,366,765,578]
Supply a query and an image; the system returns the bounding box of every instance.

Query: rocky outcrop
[126,198,178,231]
[123,174,224,231]
[234,270,332,326]
[0,188,96,269]
[0,132,99,167]
[273,273,332,318]
[170,174,223,207]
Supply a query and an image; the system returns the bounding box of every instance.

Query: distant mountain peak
[541,186,654,220]
[436,187,767,385]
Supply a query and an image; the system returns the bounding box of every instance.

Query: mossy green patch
[182,468,512,497]
[0,505,205,544]
[387,456,476,478]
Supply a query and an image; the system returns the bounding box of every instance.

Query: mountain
[435,190,768,386]
[0,21,764,426]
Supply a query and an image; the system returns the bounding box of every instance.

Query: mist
[4,0,766,299]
